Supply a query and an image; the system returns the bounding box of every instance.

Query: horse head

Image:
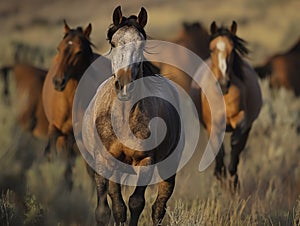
[52,20,93,91]
[107,6,148,101]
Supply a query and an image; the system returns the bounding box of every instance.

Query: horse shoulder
[241,60,262,122]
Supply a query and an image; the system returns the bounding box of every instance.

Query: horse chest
[96,98,152,164]
[224,85,241,116]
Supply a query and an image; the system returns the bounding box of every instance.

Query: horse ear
[137,7,147,28]
[113,5,122,26]
[231,21,237,35]
[64,19,70,34]
[84,23,92,38]
[210,21,218,35]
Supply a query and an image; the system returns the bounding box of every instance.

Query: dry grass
[1,0,300,225]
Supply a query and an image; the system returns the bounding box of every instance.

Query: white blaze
[216,40,227,77]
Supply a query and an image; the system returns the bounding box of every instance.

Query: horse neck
[231,51,245,81]
[74,50,94,81]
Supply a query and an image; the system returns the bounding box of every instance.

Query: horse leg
[44,124,60,159]
[152,175,175,226]
[94,173,111,226]
[228,126,251,192]
[108,178,127,225]
[214,144,226,183]
[205,123,227,182]
[129,157,154,226]
[17,105,37,132]
[64,151,76,191]
[63,135,77,191]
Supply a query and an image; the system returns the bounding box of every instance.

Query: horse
[42,20,97,190]
[151,21,210,97]
[0,63,48,140]
[255,37,300,96]
[197,21,262,192]
[84,6,182,225]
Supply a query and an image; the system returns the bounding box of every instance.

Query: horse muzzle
[115,80,135,101]
[53,76,68,91]
[218,80,231,95]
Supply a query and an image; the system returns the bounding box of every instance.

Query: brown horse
[42,20,96,189]
[198,21,262,191]
[1,64,48,140]
[255,37,300,96]
[152,21,210,95]
[84,6,182,225]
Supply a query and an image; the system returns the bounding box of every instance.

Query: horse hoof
[44,148,52,162]
[214,167,227,180]
[228,174,240,194]
[214,168,227,188]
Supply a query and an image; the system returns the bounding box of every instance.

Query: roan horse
[0,64,48,140]
[198,21,262,191]
[42,21,96,189]
[255,37,300,96]
[85,6,182,225]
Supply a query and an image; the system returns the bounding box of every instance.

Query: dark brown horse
[255,37,300,96]
[153,21,210,95]
[42,20,96,189]
[84,6,182,225]
[198,21,262,192]
[1,64,48,140]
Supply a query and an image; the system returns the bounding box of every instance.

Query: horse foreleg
[205,123,227,183]
[64,153,76,191]
[17,105,37,132]
[94,173,111,226]
[44,124,60,159]
[129,157,153,226]
[228,127,251,193]
[108,175,127,225]
[152,175,175,226]
[214,144,226,184]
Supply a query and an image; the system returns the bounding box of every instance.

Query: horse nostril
[227,81,231,88]
[115,80,121,90]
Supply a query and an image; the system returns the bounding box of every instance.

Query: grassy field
[1,0,300,225]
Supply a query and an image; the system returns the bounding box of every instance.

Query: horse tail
[0,65,13,105]
[254,61,272,79]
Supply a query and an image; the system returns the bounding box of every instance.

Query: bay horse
[42,20,96,189]
[198,21,262,192]
[85,6,182,225]
[255,37,300,96]
[0,63,48,140]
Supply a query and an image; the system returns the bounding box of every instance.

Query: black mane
[107,15,147,43]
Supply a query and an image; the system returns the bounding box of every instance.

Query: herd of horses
[0,5,296,226]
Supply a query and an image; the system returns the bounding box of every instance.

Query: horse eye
[76,51,82,56]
